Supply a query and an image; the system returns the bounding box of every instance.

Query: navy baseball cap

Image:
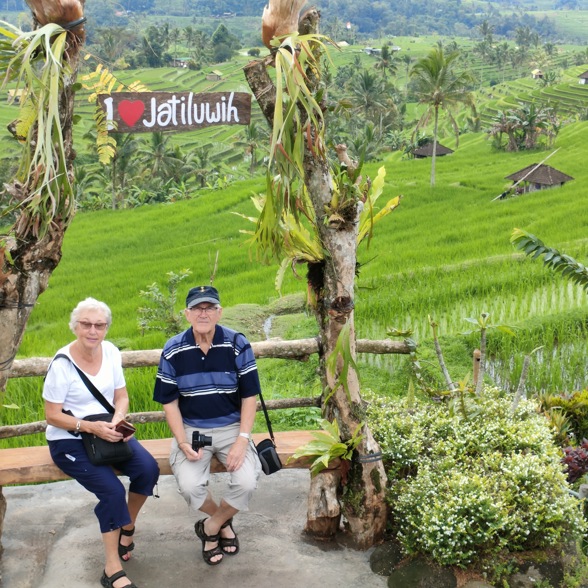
[186,286,220,308]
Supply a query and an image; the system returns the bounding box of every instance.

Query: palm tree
[478,19,494,40]
[136,132,182,183]
[493,41,510,82]
[349,69,388,123]
[400,52,412,97]
[169,27,181,60]
[235,122,269,175]
[374,44,398,81]
[410,46,475,186]
[95,27,132,65]
[191,145,215,188]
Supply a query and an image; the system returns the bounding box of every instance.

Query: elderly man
[153,285,261,565]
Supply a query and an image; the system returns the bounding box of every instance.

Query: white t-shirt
[43,341,126,441]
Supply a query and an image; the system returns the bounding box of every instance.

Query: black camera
[192,431,212,451]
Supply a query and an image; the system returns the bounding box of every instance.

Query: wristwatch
[239,432,251,440]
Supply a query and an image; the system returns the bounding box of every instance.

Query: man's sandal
[219,518,239,555]
[100,569,138,588]
[194,519,224,565]
[118,526,135,561]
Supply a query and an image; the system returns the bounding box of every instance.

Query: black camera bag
[231,332,282,475]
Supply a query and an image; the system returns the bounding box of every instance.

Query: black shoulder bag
[53,354,133,466]
[255,391,283,475]
[230,334,282,475]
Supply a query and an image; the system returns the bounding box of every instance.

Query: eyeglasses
[188,306,219,315]
[77,321,108,331]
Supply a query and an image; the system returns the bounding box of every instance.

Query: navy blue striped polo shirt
[153,325,261,428]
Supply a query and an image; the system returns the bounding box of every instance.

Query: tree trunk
[0,227,67,393]
[304,466,342,537]
[0,10,84,393]
[305,157,387,549]
[475,327,487,395]
[431,106,439,187]
[244,9,387,549]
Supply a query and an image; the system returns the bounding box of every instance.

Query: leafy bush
[539,389,588,445]
[367,387,585,567]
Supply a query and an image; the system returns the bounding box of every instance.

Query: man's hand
[179,443,203,462]
[225,436,249,472]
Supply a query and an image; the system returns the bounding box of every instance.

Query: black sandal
[194,519,224,565]
[219,518,239,555]
[100,569,138,588]
[118,526,135,561]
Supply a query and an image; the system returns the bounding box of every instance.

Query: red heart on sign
[118,100,145,127]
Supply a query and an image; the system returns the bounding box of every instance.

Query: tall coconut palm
[410,46,475,186]
[234,121,269,175]
[374,44,398,81]
[349,69,388,123]
[136,132,182,183]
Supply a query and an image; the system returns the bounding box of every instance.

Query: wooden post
[473,349,481,387]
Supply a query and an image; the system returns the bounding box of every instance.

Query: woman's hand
[89,420,124,442]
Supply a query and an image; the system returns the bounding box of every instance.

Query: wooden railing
[1,337,412,439]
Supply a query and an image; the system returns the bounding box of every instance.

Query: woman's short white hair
[69,297,112,333]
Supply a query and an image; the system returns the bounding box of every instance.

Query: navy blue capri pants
[48,438,160,533]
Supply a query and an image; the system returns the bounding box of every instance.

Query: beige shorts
[170,422,261,512]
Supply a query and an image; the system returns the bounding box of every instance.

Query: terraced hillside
[477,66,588,126]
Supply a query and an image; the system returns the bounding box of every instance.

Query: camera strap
[232,332,276,445]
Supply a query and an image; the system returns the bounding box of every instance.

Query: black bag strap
[231,332,276,444]
[52,353,115,414]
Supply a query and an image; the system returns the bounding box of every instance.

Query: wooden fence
[1,337,412,439]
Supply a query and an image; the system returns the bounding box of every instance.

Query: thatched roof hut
[505,164,574,193]
[412,142,454,159]
[579,70,588,85]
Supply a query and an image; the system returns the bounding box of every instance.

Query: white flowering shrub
[366,387,586,567]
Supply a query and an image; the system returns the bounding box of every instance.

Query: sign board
[97,91,251,133]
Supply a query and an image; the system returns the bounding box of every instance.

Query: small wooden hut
[579,71,588,85]
[412,142,454,159]
[505,164,574,194]
[206,70,223,81]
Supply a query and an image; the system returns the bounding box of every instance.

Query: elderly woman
[43,298,159,588]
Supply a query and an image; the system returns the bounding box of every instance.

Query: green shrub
[367,387,586,567]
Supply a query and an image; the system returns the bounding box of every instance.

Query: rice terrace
[2,0,588,586]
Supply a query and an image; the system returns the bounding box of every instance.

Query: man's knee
[177,478,208,510]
